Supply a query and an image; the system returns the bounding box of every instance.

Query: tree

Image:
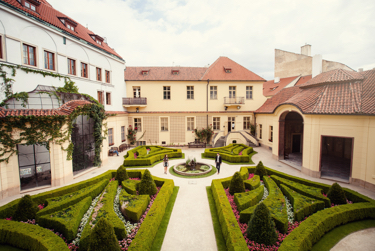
[138,169,157,195]
[13,195,39,221]
[229,171,245,195]
[255,161,267,180]
[115,165,129,183]
[88,217,120,251]
[327,182,347,205]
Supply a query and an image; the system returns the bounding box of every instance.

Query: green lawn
[311,219,375,251]
[201,151,257,165]
[169,165,217,179]
[151,186,180,251]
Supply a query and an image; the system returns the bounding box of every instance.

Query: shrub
[13,195,39,221]
[229,171,245,195]
[327,182,347,205]
[138,169,157,196]
[247,202,278,246]
[116,165,129,183]
[88,217,120,251]
[254,161,267,179]
[234,185,264,212]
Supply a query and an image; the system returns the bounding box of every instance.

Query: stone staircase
[214,136,225,147]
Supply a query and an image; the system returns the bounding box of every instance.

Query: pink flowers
[239,151,243,155]
[134,153,137,159]
[5,217,12,221]
[248,173,254,179]
[38,204,45,210]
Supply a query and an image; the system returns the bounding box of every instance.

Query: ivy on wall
[0,63,108,165]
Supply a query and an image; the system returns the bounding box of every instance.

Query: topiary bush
[88,217,120,251]
[255,161,267,180]
[116,165,129,183]
[327,182,347,205]
[246,202,278,246]
[138,169,157,195]
[229,171,245,195]
[12,195,39,221]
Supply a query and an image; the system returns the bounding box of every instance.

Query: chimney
[274,77,280,83]
[358,68,363,72]
[312,54,322,78]
[301,44,311,56]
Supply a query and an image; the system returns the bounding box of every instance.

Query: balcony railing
[224,97,245,105]
[122,97,147,106]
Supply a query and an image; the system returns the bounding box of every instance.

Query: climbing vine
[0,63,108,165]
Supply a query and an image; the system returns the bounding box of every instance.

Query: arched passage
[278,111,304,168]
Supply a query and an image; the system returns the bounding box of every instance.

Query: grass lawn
[0,245,25,251]
[169,165,217,179]
[311,219,375,251]
[151,186,180,251]
[206,186,227,251]
[126,153,185,168]
[201,151,257,165]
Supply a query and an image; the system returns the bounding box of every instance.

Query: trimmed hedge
[244,175,260,190]
[0,219,69,251]
[204,143,253,163]
[234,185,264,212]
[36,179,109,219]
[128,177,175,251]
[211,179,248,251]
[119,190,150,222]
[279,202,375,251]
[38,196,92,242]
[123,146,182,166]
[280,184,325,222]
[0,170,115,219]
[122,179,140,195]
[271,175,331,208]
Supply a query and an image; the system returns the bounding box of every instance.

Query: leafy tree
[229,171,245,195]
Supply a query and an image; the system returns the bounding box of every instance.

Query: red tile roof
[0,100,92,117]
[2,0,123,60]
[299,69,364,88]
[263,76,300,97]
[256,69,375,115]
[125,57,265,81]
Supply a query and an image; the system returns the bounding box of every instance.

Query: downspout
[207,79,209,128]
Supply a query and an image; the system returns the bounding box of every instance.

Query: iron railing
[122,97,147,105]
[224,97,245,104]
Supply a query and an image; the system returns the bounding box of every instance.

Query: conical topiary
[246,202,278,246]
[255,161,267,180]
[13,195,39,221]
[327,182,347,205]
[88,217,120,251]
[229,171,245,195]
[115,165,128,183]
[138,169,157,195]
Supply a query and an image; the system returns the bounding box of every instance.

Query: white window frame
[246,86,253,100]
[210,86,217,100]
[187,117,195,131]
[213,117,220,130]
[187,86,194,100]
[161,117,169,131]
[134,118,142,132]
[108,128,114,146]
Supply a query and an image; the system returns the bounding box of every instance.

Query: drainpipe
[206,79,209,128]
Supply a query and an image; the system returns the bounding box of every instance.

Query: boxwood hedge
[234,185,264,212]
[123,146,182,166]
[204,143,253,163]
[119,190,150,222]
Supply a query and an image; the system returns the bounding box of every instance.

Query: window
[106,92,111,105]
[224,67,231,73]
[243,117,251,130]
[172,70,179,75]
[246,86,253,99]
[270,126,273,142]
[133,87,141,98]
[229,86,236,98]
[259,124,262,139]
[210,86,217,99]
[161,117,168,131]
[24,1,36,11]
[187,86,194,99]
[81,63,88,78]
[97,91,104,104]
[108,128,114,146]
[44,51,54,70]
[134,118,142,132]
[187,117,194,131]
[229,117,235,130]
[23,44,36,66]
[141,70,149,75]
[213,117,220,130]
[68,58,76,75]
[105,70,110,83]
[96,67,102,81]
[163,86,171,100]
[121,126,125,142]
[0,35,3,59]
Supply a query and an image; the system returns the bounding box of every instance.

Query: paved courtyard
[1,146,375,250]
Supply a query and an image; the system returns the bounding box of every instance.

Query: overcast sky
[48,0,375,80]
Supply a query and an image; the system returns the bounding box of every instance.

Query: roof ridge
[200,57,220,80]
[311,85,327,113]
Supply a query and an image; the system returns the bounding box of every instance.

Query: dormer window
[58,17,77,32]
[172,70,179,75]
[22,0,40,12]
[90,34,104,46]
[224,67,231,73]
[141,70,149,76]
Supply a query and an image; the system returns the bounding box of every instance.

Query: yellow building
[123,57,265,146]
[255,68,375,192]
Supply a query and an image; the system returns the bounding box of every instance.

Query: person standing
[163,154,169,174]
[215,153,222,174]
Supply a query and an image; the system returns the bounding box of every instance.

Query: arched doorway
[278,111,304,169]
[71,115,95,174]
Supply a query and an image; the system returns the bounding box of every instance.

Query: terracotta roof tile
[263,76,300,97]
[299,69,364,88]
[2,0,123,60]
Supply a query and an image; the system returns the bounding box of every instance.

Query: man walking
[215,153,222,174]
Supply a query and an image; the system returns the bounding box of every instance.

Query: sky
[48,0,375,80]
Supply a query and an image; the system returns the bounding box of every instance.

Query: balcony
[122,97,147,107]
[224,97,245,106]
